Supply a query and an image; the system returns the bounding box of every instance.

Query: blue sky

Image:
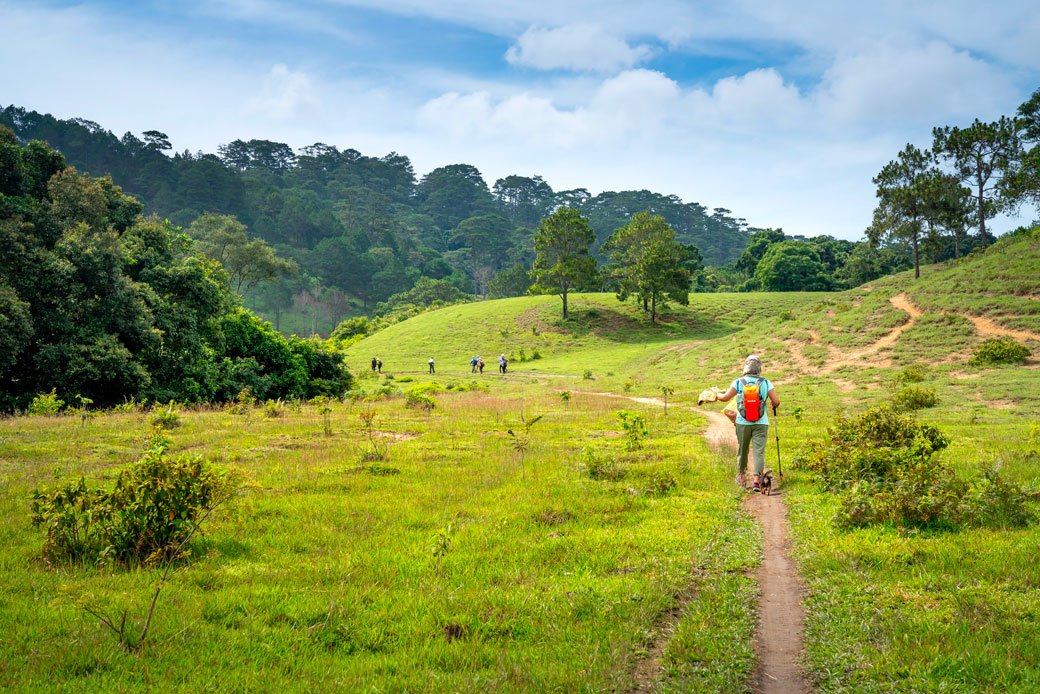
[2,0,1038,238]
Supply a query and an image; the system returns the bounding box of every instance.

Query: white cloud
[817,39,1018,125]
[245,64,323,121]
[686,68,806,131]
[505,24,654,72]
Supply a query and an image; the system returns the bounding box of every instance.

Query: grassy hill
[2,229,1039,692]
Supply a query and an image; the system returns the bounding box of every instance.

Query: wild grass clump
[579,447,624,481]
[969,336,1031,367]
[641,469,677,496]
[404,388,436,412]
[29,431,238,566]
[893,364,926,385]
[264,398,286,418]
[796,405,1032,530]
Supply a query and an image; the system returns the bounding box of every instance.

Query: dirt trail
[577,391,809,692]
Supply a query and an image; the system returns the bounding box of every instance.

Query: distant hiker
[376,358,383,373]
[429,357,435,374]
[371,357,377,372]
[499,353,507,374]
[478,356,485,374]
[715,354,780,493]
[471,356,478,373]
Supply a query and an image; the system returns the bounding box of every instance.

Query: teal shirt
[732,376,772,426]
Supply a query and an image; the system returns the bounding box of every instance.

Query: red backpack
[738,377,767,422]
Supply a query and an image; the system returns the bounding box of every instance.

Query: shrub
[264,398,286,418]
[642,470,677,496]
[798,405,1032,531]
[623,380,634,392]
[531,349,542,360]
[28,389,65,416]
[579,447,624,481]
[969,336,1030,366]
[150,403,182,429]
[29,432,238,565]
[405,389,436,412]
[583,369,593,380]
[892,364,926,385]
[891,385,938,411]
[795,405,949,490]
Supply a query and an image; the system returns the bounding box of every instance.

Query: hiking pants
[735,423,769,476]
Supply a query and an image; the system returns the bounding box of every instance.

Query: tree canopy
[531,207,598,319]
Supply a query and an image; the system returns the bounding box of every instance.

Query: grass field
[3,230,1040,692]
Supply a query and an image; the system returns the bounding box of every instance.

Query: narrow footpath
[702,409,810,694]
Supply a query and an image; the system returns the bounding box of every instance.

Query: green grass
[1,390,760,692]
[4,232,1040,692]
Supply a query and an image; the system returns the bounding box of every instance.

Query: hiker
[498,354,506,374]
[478,356,485,374]
[470,355,478,373]
[376,358,383,373]
[371,357,377,372]
[428,357,435,374]
[716,354,780,492]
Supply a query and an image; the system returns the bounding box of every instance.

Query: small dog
[760,470,773,495]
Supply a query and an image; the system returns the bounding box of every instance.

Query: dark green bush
[892,364,926,385]
[795,405,949,489]
[30,432,238,565]
[969,336,1030,367]
[798,405,1032,530]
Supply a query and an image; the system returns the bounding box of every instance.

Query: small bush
[891,385,938,411]
[263,399,286,418]
[579,447,624,481]
[642,470,677,496]
[969,336,1030,366]
[30,432,237,565]
[405,389,436,412]
[776,310,795,323]
[531,349,542,360]
[150,404,182,429]
[28,389,65,416]
[396,376,414,383]
[893,364,926,385]
[623,380,634,392]
[583,369,593,380]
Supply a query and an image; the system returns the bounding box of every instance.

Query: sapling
[359,410,387,460]
[317,398,334,436]
[506,410,543,479]
[559,390,571,406]
[659,385,674,416]
[617,410,649,451]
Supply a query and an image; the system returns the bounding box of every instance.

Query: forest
[0,103,949,336]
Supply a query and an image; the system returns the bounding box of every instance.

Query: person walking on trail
[470,355,478,373]
[715,354,780,492]
[428,357,435,374]
[371,357,377,372]
[478,356,485,374]
[376,358,383,374]
[498,354,506,374]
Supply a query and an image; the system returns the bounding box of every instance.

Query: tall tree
[933,117,1022,249]
[188,213,298,293]
[754,241,831,291]
[603,211,691,323]
[531,207,597,319]
[870,144,935,279]
[1015,87,1040,208]
[450,213,515,297]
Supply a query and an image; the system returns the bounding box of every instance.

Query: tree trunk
[977,164,987,249]
[562,286,569,319]
[651,295,657,324]
[954,228,961,259]
[912,229,920,279]
[275,307,281,332]
[642,296,648,312]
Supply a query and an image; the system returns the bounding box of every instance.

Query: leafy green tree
[492,175,554,227]
[755,241,831,291]
[531,207,598,319]
[603,212,691,323]
[933,117,1023,249]
[1015,87,1040,208]
[487,264,532,299]
[188,213,298,293]
[736,228,785,277]
[450,214,516,296]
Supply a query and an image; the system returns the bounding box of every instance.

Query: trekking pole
[773,405,782,484]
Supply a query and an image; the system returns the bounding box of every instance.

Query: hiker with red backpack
[715,355,780,492]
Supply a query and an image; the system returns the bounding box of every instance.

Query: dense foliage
[0,127,353,409]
